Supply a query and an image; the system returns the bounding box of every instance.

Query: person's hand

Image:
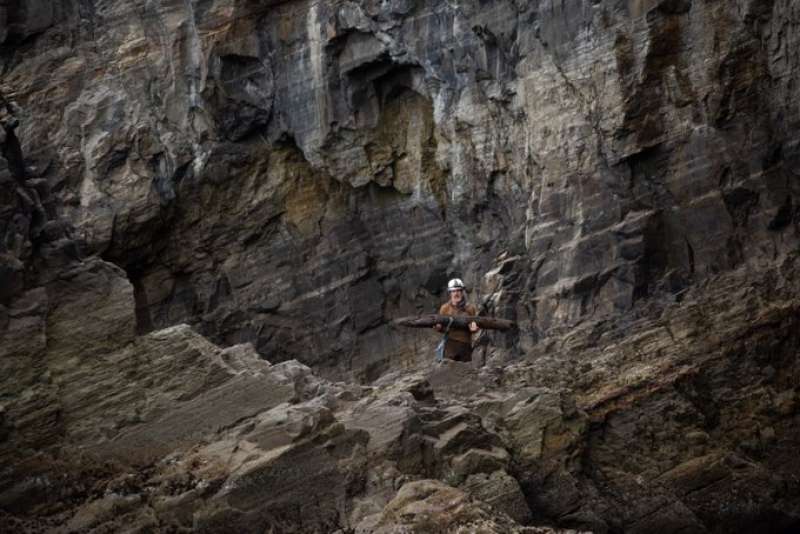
[434,323,443,332]
[469,321,479,332]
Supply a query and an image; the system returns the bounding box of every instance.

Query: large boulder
[362,479,523,534]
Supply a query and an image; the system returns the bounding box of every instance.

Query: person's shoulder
[439,303,450,314]
[467,304,478,315]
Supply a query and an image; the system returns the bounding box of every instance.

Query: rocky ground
[1,238,799,532]
[3,0,799,379]
[2,0,800,532]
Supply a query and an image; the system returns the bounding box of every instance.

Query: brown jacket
[438,302,478,344]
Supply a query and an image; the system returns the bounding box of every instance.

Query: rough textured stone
[3,0,798,381]
[461,470,533,525]
[2,2,800,533]
[2,258,800,531]
[364,479,525,534]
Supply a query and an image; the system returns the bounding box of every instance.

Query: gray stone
[461,470,532,525]
[5,0,798,383]
[3,3,800,533]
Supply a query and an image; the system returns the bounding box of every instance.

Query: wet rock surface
[1,1,800,532]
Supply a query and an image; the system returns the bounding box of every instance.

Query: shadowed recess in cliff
[108,134,453,379]
[205,52,275,142]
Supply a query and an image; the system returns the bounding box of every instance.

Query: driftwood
[394,314,516,331]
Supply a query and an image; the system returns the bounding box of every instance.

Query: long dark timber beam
[393,314,516,331]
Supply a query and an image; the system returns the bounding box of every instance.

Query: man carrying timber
[433,278,480,362]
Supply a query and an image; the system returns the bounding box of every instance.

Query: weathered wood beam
[393,314,516,331]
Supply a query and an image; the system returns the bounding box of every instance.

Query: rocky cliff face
[1,0,800,532]
[5,0,799,377]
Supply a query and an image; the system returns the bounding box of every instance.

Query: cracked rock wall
[2,1,799,378]
[2,2,800,532]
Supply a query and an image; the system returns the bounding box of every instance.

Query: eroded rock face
[2,1,800,533]
[2,223,800,533]
[3,0,798,378]
[3,257,799,532]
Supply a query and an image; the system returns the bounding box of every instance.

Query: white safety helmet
[447,278,466,292]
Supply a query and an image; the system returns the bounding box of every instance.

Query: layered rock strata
[1,249,799,532]
[2,1,800,533]
[2,0,798,377]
